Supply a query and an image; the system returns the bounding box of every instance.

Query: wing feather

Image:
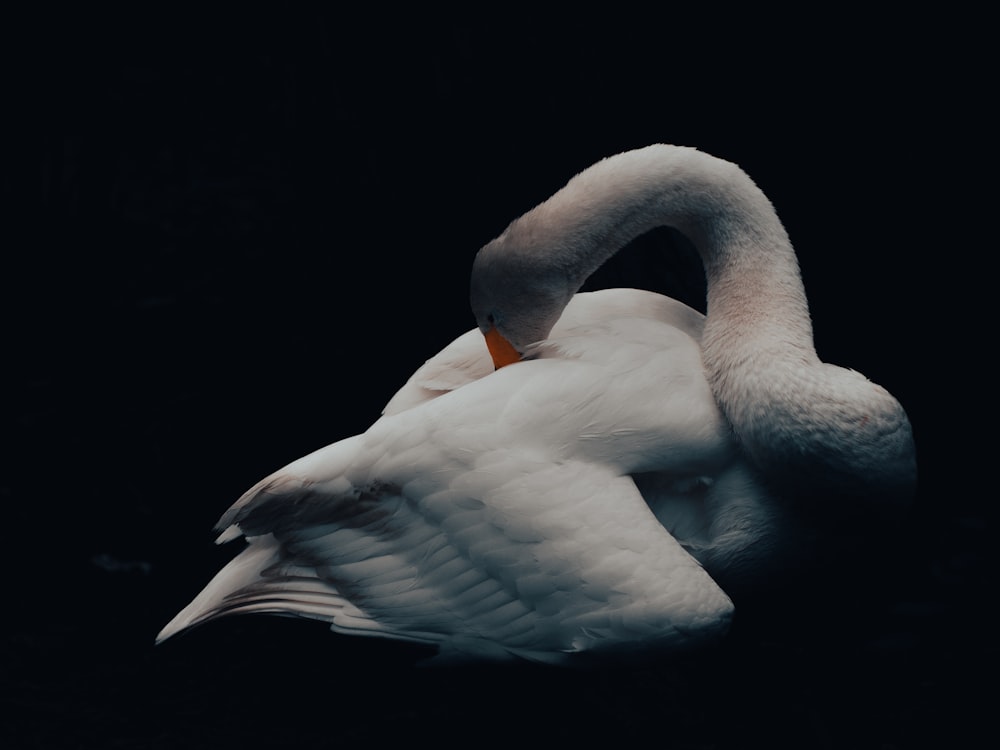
[160,293,740,662]
[159,431,733,663]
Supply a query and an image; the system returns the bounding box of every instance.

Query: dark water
[4,9,991,748]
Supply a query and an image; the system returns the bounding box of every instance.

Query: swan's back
[383,288,703,415]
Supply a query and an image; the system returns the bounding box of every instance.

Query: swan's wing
[382,289,705,416]
[158,433,733,664]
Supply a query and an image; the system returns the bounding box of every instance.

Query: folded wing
[157,432,733,664]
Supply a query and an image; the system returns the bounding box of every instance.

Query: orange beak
[484,325,521,370]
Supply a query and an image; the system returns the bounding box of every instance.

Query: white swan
[157,145,916,664]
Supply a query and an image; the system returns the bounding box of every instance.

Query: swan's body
[158,145,916,664]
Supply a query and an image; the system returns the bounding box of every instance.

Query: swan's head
[470,232,576,370]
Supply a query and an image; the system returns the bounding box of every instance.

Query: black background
[3,7,992,748]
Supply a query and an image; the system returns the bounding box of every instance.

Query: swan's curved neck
[476,145,816,366]
[471,145,915,500]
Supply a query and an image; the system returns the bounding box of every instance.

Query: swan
[157,145,916,664]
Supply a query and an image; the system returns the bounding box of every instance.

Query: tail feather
[155,533,446,646]
[156,535,372,643]
[157,537,276,642]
